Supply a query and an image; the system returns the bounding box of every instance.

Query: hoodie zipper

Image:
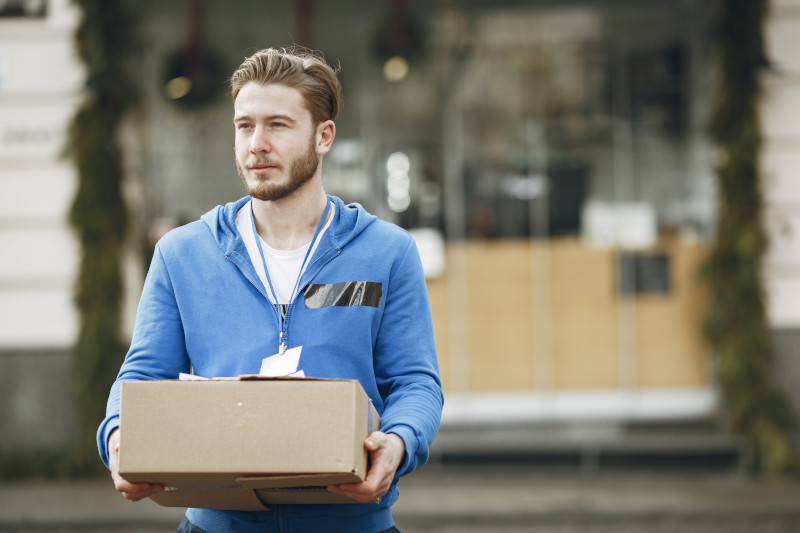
[225,247,342,351]
[281,249,341,348]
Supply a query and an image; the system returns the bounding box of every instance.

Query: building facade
[1,0,798,453]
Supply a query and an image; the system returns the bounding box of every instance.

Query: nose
[249,126,272,154]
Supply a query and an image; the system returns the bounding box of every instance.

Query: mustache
[246,157,281,168]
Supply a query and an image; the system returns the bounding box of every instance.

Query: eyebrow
[233,113,298,124]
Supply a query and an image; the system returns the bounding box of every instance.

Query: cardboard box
[118,376,381,511]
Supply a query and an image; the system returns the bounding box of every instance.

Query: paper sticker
[179,373,209,381]
[260,346,303,377]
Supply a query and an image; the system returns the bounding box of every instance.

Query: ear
[315,120,336,155]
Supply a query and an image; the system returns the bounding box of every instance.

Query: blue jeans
[177,517,401,533]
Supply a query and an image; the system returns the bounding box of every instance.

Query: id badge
[260,345,303,377]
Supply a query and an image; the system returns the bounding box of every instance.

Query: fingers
[111,461,165,501]
[327,431,405,504]
[327,476,385,504]
[112,475,165,502]
[364,434,381,451]
[108,428,164,502]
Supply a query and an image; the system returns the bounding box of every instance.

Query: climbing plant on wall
[67,0,137,472]
[703,0,796,475]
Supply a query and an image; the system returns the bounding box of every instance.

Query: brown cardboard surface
[151,487,270,511]
[119,377,380,509]
[236,473,359,489]
[254,487,359,505]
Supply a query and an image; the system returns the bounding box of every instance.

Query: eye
[271,122,286,128]
[236,122,253,131]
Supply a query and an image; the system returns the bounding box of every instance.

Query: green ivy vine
[703,0,797,475]
[66,0,138,473]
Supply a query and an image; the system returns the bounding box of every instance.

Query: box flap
[151,487,270,511]
[236,472,360,489]
[254,487,361,505]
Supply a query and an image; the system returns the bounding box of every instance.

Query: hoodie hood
[200,195,377,257]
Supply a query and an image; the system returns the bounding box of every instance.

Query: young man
[97,47,443,533]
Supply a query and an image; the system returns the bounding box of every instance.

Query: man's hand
[108,428,164,502]
[327,431,405,504]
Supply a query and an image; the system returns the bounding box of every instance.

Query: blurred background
[1,0,800,530]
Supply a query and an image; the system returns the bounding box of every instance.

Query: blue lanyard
[250,200,331,354]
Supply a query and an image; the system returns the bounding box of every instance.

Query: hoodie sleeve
[373,236,444,478]
[96,242,191,467]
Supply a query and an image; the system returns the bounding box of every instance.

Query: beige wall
[763,0,800,329]
[428,238,710,393]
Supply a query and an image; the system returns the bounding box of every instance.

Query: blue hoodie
[97,195,443,533]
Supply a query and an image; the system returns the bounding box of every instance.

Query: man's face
[233,83,321,201]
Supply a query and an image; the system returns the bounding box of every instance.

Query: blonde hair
[230,47,342,124]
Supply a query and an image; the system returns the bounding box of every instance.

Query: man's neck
[251,186,329,251]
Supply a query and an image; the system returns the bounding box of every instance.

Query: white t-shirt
[235,200,334,305]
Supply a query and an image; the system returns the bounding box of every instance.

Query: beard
[236,135,320,202]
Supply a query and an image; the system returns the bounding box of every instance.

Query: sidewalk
[394,464,800,532]
[2,465,800,532]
